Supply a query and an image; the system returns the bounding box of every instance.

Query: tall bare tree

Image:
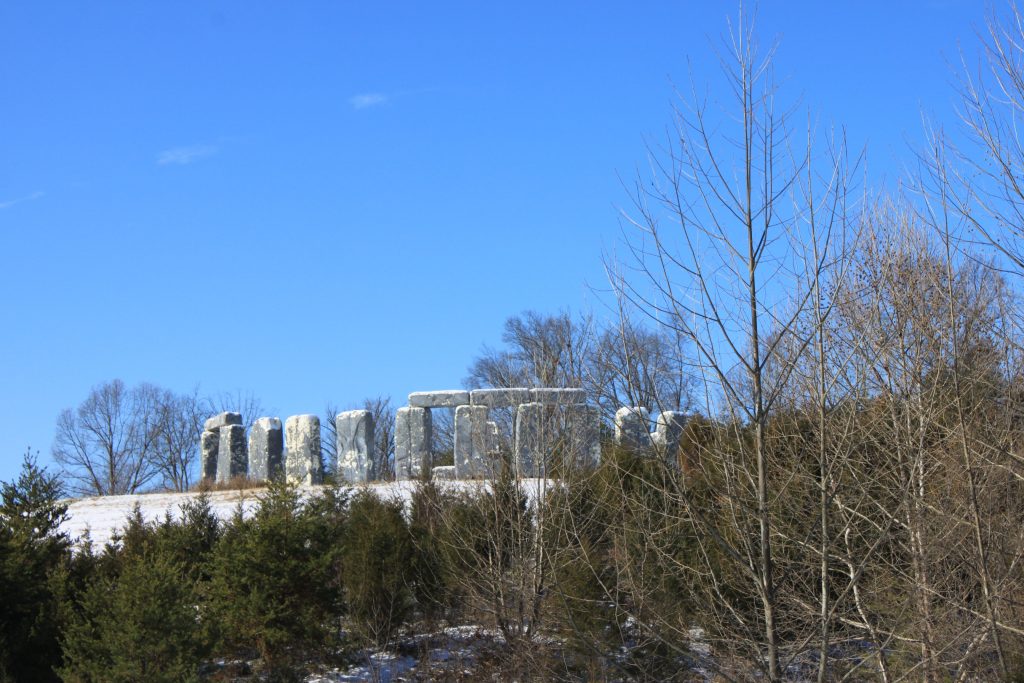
[606,10,854,678]
[53,380,164,496]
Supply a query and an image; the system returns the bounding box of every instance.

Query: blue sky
[0,1,988,484]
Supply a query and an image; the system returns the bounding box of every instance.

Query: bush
[208,480,346,679]
[58,549,209,683]
[343,491,413,647]
[0,452,71,682]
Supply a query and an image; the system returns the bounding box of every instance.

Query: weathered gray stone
[336,410,375,484]
[486,420,501,453]
[216,424,247,483]
[408,390,470,408]
[565,404,602,469]
[201,430,219,482]
[431,465,456,481]
[530,388,586,405]
[615,406,651,450]
[285,415,322,485]
[395,407,432,480]
[653,411,687,468]
[454,404,491,478]
[248,417,283,481]
[514,402,546,477]
[470,388,532,408]
[204,411,242,432]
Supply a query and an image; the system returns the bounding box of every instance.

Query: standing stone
[336,410,375,484]
[565,404,602,469]
[408,390,470,408]
[216,423,248,483]
[200,430,219,482]
[615,406,651,450]
[470,388,532,409]
[204,411,242,432]
[652,411,688,468]
[514,402,546,478]
[486,420,501,453]
[395,407,432,480]
[285,415,322,485]
[454,404,490,479]
[248,417,283,481]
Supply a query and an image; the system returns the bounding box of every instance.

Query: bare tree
[151,387,207,492]
[606,10,853,678]
[208,389,264,430]
[53,380,164,496]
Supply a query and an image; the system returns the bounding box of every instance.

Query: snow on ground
[60,479,553,549]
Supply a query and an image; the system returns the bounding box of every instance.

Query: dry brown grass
[189,476,268,493]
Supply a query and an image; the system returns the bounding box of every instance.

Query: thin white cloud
[0,191,44,210]
[157,144,219,166]
[349,92,388,110]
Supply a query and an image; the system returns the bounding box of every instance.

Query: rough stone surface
[530,388,586,405]
[216,424,248,483]
[204,411,242,432]
[285,415,322,485]
[201,430,219,482]
[470,388,532,408]
[653,411,688,467]
[514,402,547,477]
[408,390,470,408]
[486,420,501,453]
[615,406,651,450]
[248,417,283,481]
[431,465,456,481]
[565,404,602,469]
[336,410,375,484]
[395,407,432,480]
[454,404,491,478]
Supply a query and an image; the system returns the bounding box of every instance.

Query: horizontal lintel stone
[204,411,243,432]
[408,390,470,408]
[469,388,532,408]
[529,388,586,405]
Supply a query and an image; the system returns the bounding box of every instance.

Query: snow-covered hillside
[60,479,549,549]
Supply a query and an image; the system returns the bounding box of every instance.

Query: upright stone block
[454,404,490,479]
[248,417,283,481]
[470,388,532,408]
[204,411,242,432]
[200,430,219,482]
[565,404,602,469]
[395,407,432,480]
[336,410,375,484]
[530,388,586,405]
[408,390,470,408]
[653,411,687,468]
[487,420,501,453]
[514,402,546,477]
[216,423,248,483]
[285,415,322,485]
[615,406,651,450]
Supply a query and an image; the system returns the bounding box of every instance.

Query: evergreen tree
[0,451,71,682]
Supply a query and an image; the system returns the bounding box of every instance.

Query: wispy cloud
[157,144,219,166]
[0,191,44,210]
[349,92,388,110]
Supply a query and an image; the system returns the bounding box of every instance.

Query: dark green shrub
[343,491,413,646]
[208,480,346,679]
[58,549,209,683]
[407,481,453,624]
[0,452,71,683]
